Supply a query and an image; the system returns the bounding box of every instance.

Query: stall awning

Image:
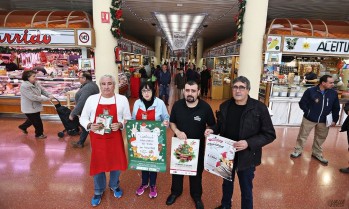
[266,18,349,39]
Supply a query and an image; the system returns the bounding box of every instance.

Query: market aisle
[0,93,348,208]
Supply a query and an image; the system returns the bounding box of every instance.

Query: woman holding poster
[132,81,169,198]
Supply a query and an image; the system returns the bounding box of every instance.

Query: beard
[185,95,196,103]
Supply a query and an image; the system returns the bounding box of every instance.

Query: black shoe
[71,141,84,148]
[166,194,178,205]
[215,206,230,209]
[18,126,28,134]
[339,167,349,173]
[195,199,204,209]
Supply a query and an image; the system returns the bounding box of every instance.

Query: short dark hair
[2,56,9,60]
[139,81,155,101]
[232,76,251,90]
[319,75,332,84]
[81,71,92,80]
[22,70,36,81]
[185,80,200,90]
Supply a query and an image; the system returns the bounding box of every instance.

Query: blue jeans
[141,171,157,186]
[221,166,255,209]
[159,84,169,104]
[93,170,121,195]
[77,125,88,145]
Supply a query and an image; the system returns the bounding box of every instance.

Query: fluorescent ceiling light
[154,12,207,50]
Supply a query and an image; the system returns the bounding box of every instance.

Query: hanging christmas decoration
[235,0,246,43]
[110,0,123,39]
[0,46,84,54]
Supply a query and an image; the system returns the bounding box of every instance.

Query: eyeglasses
[232,85,247,91]
[141,89,152,93]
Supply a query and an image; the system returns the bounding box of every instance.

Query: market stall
[0,10,100,114]
[204,42,240,99]
[261,18,349,125]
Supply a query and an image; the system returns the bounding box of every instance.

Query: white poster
[170,137,200,176]
[204,134,236,181]
[134,132,159,160]
[172,31,186,50]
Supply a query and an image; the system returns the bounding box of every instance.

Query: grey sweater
[70,80,99,118]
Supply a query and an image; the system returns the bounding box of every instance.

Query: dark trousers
[19,112,43,137]
[170,153,204,201]
[221,166,255,209]
[141,171,157,186]
[77,125,88,145]
[159,84,169,104]
[201,83,208,96]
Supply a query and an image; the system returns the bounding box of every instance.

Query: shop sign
[209,47,226,57]
[132,45,144,54]
[283,36,349,55]
[266,35,282,52]
[226,44,240,55]
[118,41,132,52]
[0,28,93,47]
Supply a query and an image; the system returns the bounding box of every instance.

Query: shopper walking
[174,68,186,100]
[200,65,211,97]
[80,74,131,207]
[159,64,171,105]
[19,70,53,139]
[132,81,169,198]
[69,71,99,148]
[290,75,340,165]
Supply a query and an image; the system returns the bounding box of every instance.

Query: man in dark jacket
[174,68,186,100]
[290,75,340,165]
[200,65,211,97]
[205,76,276,209]
[69,71,100,148]
[159,64,171,105]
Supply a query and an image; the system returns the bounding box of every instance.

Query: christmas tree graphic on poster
[126,120,167,172]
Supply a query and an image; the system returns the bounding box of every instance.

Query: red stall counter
[130,77,140,98]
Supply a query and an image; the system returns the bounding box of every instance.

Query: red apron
[89,96,127,176]
[135,108,155,121]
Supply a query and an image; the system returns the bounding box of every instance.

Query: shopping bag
[326,113,333,127]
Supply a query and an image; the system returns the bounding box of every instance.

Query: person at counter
[290,75,340,165]
[0,56,18,71]
[303,66,318,85]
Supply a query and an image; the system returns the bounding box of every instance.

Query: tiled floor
[0,89,348,209]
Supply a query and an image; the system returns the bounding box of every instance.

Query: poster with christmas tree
[126,120,167,172]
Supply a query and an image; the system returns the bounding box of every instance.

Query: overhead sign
[172,31,186,50]
[283,36,349,55]
[0,28,94,47]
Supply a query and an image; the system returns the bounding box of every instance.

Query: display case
[0,71,129,114]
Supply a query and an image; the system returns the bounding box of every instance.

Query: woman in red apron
[131,81,169,198]
[79,75,131,207]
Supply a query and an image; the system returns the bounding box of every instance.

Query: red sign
[101,12,110,23]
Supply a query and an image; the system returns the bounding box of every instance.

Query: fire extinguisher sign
[77,30,92,46]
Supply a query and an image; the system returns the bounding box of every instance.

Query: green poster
[126,120,167,172]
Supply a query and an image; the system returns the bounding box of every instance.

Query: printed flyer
[204,134,236,181]
[126,120,167,172]
[170,137,200,176]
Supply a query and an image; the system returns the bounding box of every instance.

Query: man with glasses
[290,75,340,165]
[166,80,216,209]
[205,76,275,209]
[69,71,99,148]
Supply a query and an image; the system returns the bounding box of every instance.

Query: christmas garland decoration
[234,0,246,43]
[110,0,123,39]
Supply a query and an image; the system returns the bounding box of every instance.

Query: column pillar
[81,47,87,59]
[196,38,203,68]
[154,36,161,66]
[238,0,268,99]
[92,0,119,92]
[190,45,195,64]
[162,43,167,64]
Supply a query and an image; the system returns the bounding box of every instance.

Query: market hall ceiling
[0,0,348,50]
